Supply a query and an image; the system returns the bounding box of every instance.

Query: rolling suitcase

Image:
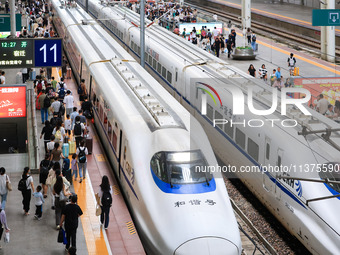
[85,135,93,154]
[69,140,76,154]
[62,143,69,158]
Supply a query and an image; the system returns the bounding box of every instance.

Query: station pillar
[320,0,335,62]
[10,0,16,37]
[242,0,251,46]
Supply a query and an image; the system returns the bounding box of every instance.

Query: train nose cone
[174,237,239,255]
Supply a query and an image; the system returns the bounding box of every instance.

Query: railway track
[186,1,340,60]
[224,177,311,255]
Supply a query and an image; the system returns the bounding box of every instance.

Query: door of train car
[262,136,272,192]
[275,148,284,200]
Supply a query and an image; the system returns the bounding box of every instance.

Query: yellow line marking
[125,221,137,235]
[96,154,106,162]
[112,185,120,195]
[235,32,340,75]
[73,175,110,255]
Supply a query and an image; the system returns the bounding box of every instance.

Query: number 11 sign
[34,39,62,67]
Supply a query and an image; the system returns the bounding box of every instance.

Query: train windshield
[319,162,340,193]
[150,150,213,185]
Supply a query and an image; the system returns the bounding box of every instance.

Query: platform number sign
[34,39,62,67]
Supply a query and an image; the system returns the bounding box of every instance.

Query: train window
[153,58,157,69]
[319,163,340,192]
[150,150,212,185]
[167,71,172,84]
[247,138,259,162]
[224,121,234,138]
[235,128,245,149]
[112,130,118,152]
[137,46,140,55]
[92,93,97,109]
[104,113,108,131]
[162,66,166,78]
[157,62,162,73]
[148,55,152,65]
[130,41,133,48]
[277,156,281,166]
[266,143,270,160]
[175,71,178,82]
[206,104,214,120]
[214,111,223,129]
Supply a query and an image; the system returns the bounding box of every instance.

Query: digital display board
[0,86,26,118]
[0,39,34,68]
[0,38,62,69]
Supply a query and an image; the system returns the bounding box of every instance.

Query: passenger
[316,94,329,115]
[76,140,88,183]
[246,28,252,45]
[52,122,66,144]
[39,154,51,197]
[212,26,219,40]
[50,96,62,116]
[258,64,268,81]
[47,135,56,154]
[325,104,336,119]
[50,142,65,167]
[65,114,72,137]
[73,116,86,148]
[230,29,236,48]
[60,194,83,251]
[71,154,78,182]
[0,205,10,248]
[287,53,296,76]
[251,32,256,51]
[248,64,256,78]
[79,79,87,102]
[97,175,113,230]
[273,67,282,88]
[270,69,276,86]
[220,35,225,53]
[78,110,87,125]
[0,71,6,85]
[70,107,79,129]
[40,120,53,153]
[64,90,74,116]
[21,167,34,216]
[46,162,60,210]
[226,35,233,58]
[51,76,58,91]
[0,167,10,210]
[54,175,71,230]
[81,96,93,119]
[214,37,221,58]
[181,28,186,39]
[33,185,44,220]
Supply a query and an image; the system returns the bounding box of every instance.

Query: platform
[0,67,145,254]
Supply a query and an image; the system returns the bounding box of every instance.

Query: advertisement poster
[0,86,26,118]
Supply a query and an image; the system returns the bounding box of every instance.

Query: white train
[51,1,242,254]
[75,1,340,254]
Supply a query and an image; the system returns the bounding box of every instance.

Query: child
[71,154,78,181]
[33,185,45,220]
[64,114,72,136]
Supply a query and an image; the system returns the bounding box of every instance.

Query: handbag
[6,175,12,192]
[59,190,68,202]
[95,204,102,216]
[4,232,9,243]
[57,228,63,243]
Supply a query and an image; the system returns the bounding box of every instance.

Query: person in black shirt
[81,96,93,119]
[248,64,256,78]
[40,120,53,153]
[60,195,83,251]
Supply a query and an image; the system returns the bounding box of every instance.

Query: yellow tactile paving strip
[126,221,137,235]
[73,178,109,255]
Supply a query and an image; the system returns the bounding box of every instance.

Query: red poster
[0,86,26,118]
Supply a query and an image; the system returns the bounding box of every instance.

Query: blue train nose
[174,237,240,255]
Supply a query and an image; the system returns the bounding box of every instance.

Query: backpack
[78,147,86,163]
[55,129,62,142]
[208,31,212,38]
[58,87,65,99]
[37,82,42,91]
[74,122,82,136]
[101,191,112,207]
[77,85,83,95]
[18,178,28,191]
[252,34,256,42]
[44,96,51,108]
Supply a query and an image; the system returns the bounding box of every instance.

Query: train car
[51,1,242,254]
[77,2,340,254]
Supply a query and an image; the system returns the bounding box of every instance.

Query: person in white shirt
[64,114,72,136]
[63,90,74,115]
[76,140,88,183]
[213,27,219,40]
[0,71,5,85]
[316,94,329,115]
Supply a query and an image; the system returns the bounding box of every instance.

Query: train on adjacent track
[75,1,340,254]
[51,0,242,254]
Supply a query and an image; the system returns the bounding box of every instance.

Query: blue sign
[34,39,62,67]
[312,9,340,26]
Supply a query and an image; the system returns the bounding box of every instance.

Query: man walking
[60,195,83,251]
[38,90,49,124]
[63,90,74,116]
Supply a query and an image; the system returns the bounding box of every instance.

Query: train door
[262,136,272,192]
[118,130,123,179]
[174,68,178,98]
[275,148,284,200]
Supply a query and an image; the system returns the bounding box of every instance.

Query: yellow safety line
[235,32,340,75]
[73,171,110,255]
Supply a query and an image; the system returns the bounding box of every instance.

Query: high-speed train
[74,1,340,254]
[51,0,242,254]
